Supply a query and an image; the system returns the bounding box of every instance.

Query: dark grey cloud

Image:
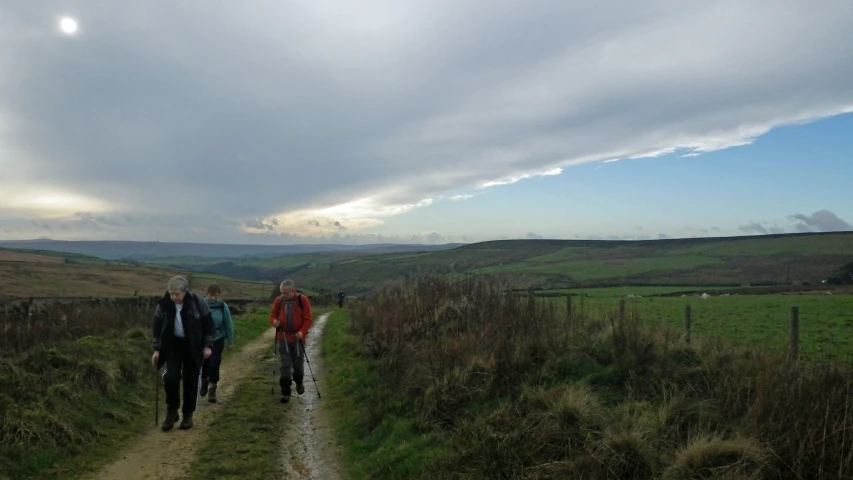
[526,232,544,239]
[739,221,786,235]
[2,1,853,242]
[74,212,100,229]
[738,209,852,235]
[790,209,853,232]
[246,217,280,231]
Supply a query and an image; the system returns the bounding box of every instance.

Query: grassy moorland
[169,232,853,295]
[0,248,273,300]
[324,275,853,479]
[0,301,273,480]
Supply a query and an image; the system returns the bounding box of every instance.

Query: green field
[556,293,853,365]
[539,285,731,297]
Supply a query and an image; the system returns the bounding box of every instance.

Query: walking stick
[271,327,279,395]
[154,366,160,426]
[299,340,321,399]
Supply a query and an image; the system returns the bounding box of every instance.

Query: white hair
[167,276,189,293]
[279,279,295,290]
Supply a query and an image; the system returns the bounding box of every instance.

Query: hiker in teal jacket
[200,283,235,403]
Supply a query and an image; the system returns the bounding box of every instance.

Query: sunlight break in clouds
[243,196,435,236]
[0,187,113,219]
[1,1,853,241]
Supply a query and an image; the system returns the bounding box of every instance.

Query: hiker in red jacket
[269,279,313,403]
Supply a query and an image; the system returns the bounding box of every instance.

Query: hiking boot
[200,378,209,397]
[295,381,305,395]
[162,409,179,432]
[179,413,194,430]
[208,383,217,403]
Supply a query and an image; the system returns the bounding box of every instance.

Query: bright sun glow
[59,17,78,35]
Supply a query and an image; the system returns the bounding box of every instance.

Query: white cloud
[242,196,435,236]
[480,167,563,188]
[450,194,477,201]
[1,1,853,241]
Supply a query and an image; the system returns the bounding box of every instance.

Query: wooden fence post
[788,306,799,362]
[566,294,573,320]
[527,288,536,319]
[684,305,692,346]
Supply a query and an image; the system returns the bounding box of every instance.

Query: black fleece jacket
[151,290,215,368]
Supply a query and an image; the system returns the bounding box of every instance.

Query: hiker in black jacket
[151,276,215,431]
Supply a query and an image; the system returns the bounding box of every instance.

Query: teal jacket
[204,298,235,346]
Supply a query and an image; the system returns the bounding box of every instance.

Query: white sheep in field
[700,293,710,300]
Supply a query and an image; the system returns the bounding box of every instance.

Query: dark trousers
[278,340,304,383]
[163,338,201,415]
[202,338,226,383]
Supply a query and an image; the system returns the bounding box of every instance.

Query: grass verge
[0,303,272,480]
[322,309,451,479]
[336,274,853,479]
[188,307,332,479]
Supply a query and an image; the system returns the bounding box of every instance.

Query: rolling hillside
[179,232,853,294]
[0,248,273,301]
[0,239,463,261]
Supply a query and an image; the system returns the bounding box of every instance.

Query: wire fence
[531,291,853,365]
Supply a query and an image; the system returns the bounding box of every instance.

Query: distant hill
[193,231,853,294]
[0,239,464,261]
[6,233,850,297]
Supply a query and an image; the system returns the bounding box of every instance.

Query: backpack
[277,291,306,312]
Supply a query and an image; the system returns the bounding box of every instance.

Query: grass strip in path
[322,310,450,479]
[188,307,333,480]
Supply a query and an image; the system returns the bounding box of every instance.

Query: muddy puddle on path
[277,312,346,479]
[87,327,278,480]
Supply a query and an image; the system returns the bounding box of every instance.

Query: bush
[342,274,853,479]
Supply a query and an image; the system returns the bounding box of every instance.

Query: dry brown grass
[0,261,185,298]
[0,252,270,300]
[0,297,154,357]
[0,250,65,263]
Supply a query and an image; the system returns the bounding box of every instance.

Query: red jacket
[269,293,313,343]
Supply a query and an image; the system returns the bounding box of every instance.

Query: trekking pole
[154,366,160,426]
[299,340,321,399]
[271,327,279,396]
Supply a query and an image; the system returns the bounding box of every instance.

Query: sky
[1,1,852,245]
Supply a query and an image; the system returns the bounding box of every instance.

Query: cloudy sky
[2,1,852,245]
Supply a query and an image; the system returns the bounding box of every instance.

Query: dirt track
[87,312,344,480]
[277,312,346,479]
